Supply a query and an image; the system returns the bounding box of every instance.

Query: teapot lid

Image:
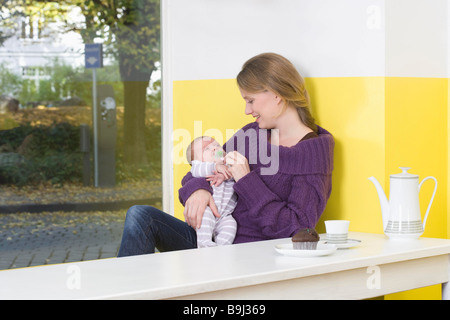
[390,167,418,179]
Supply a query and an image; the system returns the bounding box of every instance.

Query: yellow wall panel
[305,77,386,233]
[385,77,447,239]
[173,77,386,233]
[384,77,448,300]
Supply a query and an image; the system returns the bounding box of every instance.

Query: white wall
[385,0,448,77]
[166,0,385,81]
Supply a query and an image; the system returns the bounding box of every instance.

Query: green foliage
[0,152,82,186]
[0,124,34,150]
[0,122,82,185]
[147,79,161,108]
[0,116,162,186]
[12,59,125,107]
[0,0,78,47]
[76,0,160,71]
[0,63,22,97]
[0,116,20,130]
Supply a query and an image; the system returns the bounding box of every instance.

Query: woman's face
[239,88,283,129]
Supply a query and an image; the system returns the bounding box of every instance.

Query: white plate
[274,243,337,257]
[322,239,361,249]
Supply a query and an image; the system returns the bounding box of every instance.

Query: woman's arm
[179,171,212,204]
[233,171,329,239]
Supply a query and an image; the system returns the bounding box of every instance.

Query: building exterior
[0,9,84,97]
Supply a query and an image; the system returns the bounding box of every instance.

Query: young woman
[118,53,334,256]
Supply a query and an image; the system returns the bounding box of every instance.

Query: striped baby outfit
[191,160,237,247]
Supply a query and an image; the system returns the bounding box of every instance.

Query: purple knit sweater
[179,122,334,244]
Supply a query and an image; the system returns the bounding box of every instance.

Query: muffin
[292,228,319,250]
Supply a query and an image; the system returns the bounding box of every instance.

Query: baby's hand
[206,172,226,187]
[215,164,232,180]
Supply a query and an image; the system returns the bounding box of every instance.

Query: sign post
[85,43,103,187]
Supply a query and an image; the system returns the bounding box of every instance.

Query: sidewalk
[0,210,128,270]
[0,180,162,270]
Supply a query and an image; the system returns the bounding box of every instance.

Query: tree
[0,0,75,42]
[76,0,160,167]
[0,0,80,99]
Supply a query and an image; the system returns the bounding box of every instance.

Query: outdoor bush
[0,122,82,186]
[0,118,162,186]
[27,122,80,156]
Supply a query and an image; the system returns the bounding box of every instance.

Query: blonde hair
[236,52,317,133]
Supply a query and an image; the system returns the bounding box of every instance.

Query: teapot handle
[418,176,438,229]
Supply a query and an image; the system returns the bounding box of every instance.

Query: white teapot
[368,167,437,240]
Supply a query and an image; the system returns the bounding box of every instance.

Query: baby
[186,136,237,247]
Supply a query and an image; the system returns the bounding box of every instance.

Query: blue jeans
[117,205,197,257]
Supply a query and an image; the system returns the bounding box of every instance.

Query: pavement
[0,181,161,271]
[0,209,129,270]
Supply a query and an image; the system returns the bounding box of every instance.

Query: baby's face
[194,138,225,163]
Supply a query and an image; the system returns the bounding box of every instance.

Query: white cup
[325,220,350,244]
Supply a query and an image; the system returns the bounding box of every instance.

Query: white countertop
[1,232,450,300]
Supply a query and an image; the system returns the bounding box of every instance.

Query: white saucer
[322,239,361,249]
[274,243,337,257]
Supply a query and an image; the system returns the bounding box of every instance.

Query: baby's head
[186,136,225,165]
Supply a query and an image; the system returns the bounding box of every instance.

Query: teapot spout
[368,176,389,230]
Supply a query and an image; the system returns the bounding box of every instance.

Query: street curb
[0,197,161,214]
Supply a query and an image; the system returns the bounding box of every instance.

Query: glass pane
[0,0,161,270]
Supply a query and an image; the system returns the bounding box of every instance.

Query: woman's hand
[225,151,250,182]
[183,189,220,229]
